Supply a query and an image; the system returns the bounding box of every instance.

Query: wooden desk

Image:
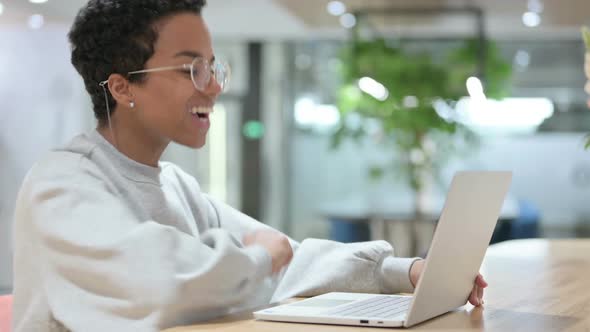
[165,239,590,331]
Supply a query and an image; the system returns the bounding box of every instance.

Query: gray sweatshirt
[12,130,418,332]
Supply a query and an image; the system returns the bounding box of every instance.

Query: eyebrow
[174,50,215,63]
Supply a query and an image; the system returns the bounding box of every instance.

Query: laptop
[254,171,512,328]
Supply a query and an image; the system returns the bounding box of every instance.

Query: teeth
[190,106,214,115]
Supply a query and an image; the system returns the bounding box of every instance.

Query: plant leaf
[582,26,590,50]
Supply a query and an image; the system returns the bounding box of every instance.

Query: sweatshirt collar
[88,129,163,185]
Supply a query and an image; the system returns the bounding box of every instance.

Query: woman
[11,1,487,331]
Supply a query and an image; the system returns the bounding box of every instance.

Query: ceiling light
[403,96,419,108]
[29,0,49,3]
[294,98,340,129]
[466,77,486,101]
[28,14,44,29]
[514,50,531,70]
[522,12,541,27]
[326,1,346,16]
[339,13,356,29]
[358,76,389,101]
[0,3,4,16]
[455,97,554,133]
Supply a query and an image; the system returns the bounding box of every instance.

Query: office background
[1,0,589,295]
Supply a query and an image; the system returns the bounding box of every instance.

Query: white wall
[0,25,94,292]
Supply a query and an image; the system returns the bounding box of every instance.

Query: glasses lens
[215,60,231,92]
[190,58,231,92]
[191,58,208,91]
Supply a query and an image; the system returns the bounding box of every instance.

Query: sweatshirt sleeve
[270,239,421,303]
[15,163,272,331]
[201,196,420,304]
[203,194,300,251]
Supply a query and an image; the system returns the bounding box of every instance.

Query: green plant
[446,39,513,99]
[331,37,512,200]
[582,26,590,49]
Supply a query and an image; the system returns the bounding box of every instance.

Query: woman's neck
[97,124,168,168]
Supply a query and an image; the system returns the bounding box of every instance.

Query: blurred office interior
[0,0,589,295]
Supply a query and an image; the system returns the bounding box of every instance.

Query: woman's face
[129,13,222,149]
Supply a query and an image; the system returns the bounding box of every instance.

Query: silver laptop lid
[405,171,512,327]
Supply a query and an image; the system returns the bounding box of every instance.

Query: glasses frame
[126,57,230,92]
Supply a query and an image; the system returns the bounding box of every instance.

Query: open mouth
[190,106,213,119]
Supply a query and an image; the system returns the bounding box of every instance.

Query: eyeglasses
[127,57,231,92]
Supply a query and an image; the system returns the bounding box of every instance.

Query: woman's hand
[243,230,293,274]
[409,259,488,306]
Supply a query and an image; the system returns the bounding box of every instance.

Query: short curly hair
[69,0,206,125]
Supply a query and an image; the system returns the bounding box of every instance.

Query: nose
[205,76,223,98]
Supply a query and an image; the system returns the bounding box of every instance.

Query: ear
[106,74,135,107]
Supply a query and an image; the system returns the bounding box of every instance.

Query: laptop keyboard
[323,296,411,319]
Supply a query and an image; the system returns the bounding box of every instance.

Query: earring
[130,101,135,108]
